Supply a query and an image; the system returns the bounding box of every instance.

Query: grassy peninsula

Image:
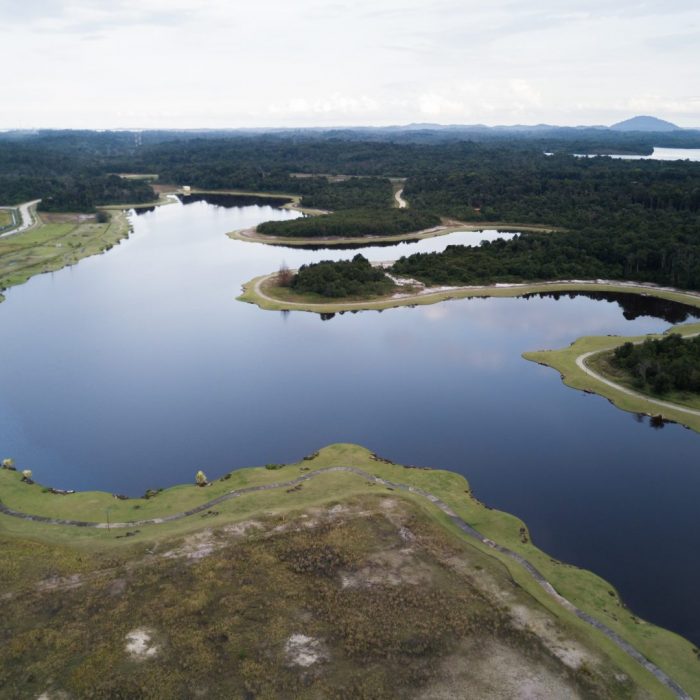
[0,210,132,303]
[1,444,698,698]
[524,321,700,434]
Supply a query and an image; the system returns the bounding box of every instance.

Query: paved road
[0,199,41,238]
[0,464,691,699]
[576,332,700,419]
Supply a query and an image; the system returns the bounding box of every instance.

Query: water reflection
[523,291,700,325]
[178,192,293,208]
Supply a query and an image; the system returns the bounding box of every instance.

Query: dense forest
[612,334,700,395]
[258,209,440,238]
[290,254,395,298]
[1,130,699,291]
[390,210,700,289]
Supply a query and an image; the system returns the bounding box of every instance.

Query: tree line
[290,254,395,298]
[612,334,700,395]
[258,209,440,238]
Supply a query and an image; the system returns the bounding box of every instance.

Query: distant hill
[610,115,680,132]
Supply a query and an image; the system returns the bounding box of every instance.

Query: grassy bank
[1,444,698,697]
[0,210,131,303]
[239,275,700,315]
[524,321,700,433]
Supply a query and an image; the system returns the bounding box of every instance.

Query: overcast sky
[1,0,698,129]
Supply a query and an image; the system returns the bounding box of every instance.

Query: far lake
[1,197,700,645]
[568,147,700,161]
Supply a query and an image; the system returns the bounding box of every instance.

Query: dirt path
[394,188,408,208]
[0,465,691,699]
[576,332,700,418]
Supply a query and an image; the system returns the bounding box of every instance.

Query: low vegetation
[257,209,440,238]
[0,211,130,302]
[291,254,396,298]
[0,478,669,697]
[0,209,14,230]
[1,444,698,699]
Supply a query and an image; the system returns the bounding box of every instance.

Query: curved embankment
[525,324,700,434]
[239,274,700,315]
[228,221,555,247]
[239,275,700,431]
[0,463,691,699]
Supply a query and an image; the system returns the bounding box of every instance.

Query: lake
[567,147,700,161]
[1,196,700,645]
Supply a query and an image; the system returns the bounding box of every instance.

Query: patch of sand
[284,634,328,667]
[125,628,159,660]
[417,638,581,699]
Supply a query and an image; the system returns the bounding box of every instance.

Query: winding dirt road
[394,188,408,208]
[0,465,691,698]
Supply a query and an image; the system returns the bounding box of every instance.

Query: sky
[1,0,699,129]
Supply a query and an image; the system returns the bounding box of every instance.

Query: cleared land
[0,210,131,303]
[0,444,697,698]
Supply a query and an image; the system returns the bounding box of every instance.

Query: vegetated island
[0,443,696,699]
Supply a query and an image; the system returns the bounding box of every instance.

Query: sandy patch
[284,634,328,667]
[341,549,432,588]
[417,638,581,700]
[162,520,263,560]
[509,604,594,671]
[125,628,159,660]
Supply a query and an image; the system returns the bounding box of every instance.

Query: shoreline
[0,208,132,304]
[229,220,557,247]
[239,273,700,314]
[0,443,694,698]
[524,324,700,434]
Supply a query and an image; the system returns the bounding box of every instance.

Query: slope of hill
[611,115,680,132]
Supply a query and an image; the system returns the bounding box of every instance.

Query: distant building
[182,185,191,194]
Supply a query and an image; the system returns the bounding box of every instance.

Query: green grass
[0,211,131,303]
[1,443,698,697]
[524,321,700,434]
[0,209,15,230]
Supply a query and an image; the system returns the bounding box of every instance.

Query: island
[0,443,696,698]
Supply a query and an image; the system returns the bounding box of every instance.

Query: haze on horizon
[1,0,698,130]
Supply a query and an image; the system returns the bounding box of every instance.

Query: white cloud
[1,0,699,128]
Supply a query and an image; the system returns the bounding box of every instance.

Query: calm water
[2,198,700,645]
[569,147,700,161]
